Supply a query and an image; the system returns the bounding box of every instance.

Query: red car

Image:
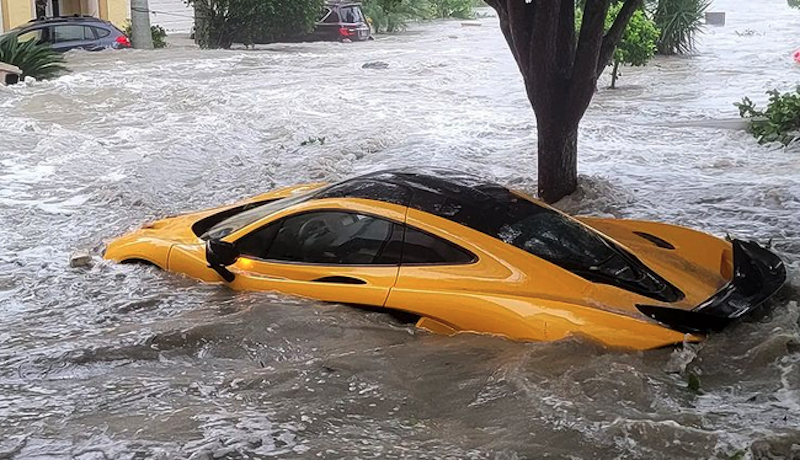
[309,1,372,42]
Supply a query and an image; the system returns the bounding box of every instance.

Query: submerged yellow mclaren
[105,169,786,350]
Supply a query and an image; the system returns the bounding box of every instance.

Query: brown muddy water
[1,0,799,458]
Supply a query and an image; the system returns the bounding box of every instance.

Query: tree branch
[572,0,609,86]
[554,0,576,80]
[596,0,643,76]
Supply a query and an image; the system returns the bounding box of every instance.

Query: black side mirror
[206,240,239,282]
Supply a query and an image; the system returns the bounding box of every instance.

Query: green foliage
[123,22,168,49]
[362,0,476,33]
[430,0,475,19]
[613,5,659,67]
[576,3,658,88]
[789,0,800,8]
[687,371,701,393]
[652,0,711,55]
[0,36,67,81]
[186,0,323,49]
[362,0,431,33]
[736,88,800,146]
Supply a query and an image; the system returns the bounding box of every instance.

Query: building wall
[60,0,81,15]
[1,0,34,31]
[103,0,129,28]
[0,0,128,32]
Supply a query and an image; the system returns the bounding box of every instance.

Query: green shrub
[736,88,800,146]
[651,0,711,55]
[0,36,67,81]
[576,3,659,88]
[187,0,323,48]
[429,0,475,19]
[123,22,168,48]
[362,0,431,33]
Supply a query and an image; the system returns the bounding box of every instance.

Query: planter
[0,62,22,85]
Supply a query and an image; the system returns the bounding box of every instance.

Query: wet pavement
[0,0,799,458]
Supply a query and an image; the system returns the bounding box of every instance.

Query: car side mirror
[206,240,239,282]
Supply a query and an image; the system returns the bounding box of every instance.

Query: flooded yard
[1,0,799,458]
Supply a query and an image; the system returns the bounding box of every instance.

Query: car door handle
[311,276,367,285]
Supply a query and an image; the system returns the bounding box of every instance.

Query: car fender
[103,232,172,268]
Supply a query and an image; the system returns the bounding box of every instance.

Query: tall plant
[362,0,431,33]
[0,36,67,81]
[652,0,711,55]
[430,0,475,19]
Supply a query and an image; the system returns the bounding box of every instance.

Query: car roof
[25,15,108,26]
[314,168,532,234]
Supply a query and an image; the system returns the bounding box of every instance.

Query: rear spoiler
[637,240,786,334]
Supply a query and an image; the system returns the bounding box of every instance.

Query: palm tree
[652,0,711,55]
[0,37,68,81]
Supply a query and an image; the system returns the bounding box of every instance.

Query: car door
[51,24,99,52]
[227,210,402,306]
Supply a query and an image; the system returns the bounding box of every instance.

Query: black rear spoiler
[637,240,786,334]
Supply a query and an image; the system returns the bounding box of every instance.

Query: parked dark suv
[310,1,371,42]
[1,16,130,52]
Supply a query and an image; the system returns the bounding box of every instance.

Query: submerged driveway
[0,0,798,458]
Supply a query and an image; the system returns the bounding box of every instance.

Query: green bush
[187,0,323,48]
[0,36,67,81]
[651,0,711,55]
[430,0,475,19]
[363,0,476,33]
[576,3,659,88]
[736,88,800,146]
[123,22,168,48]
[362,0,431,33]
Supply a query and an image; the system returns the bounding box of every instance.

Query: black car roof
[315,168,527,234]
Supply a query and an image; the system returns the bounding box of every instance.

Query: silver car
[1,15,130,52]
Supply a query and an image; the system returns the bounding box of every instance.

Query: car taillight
[339,27,351,37]
[116,36,131,48]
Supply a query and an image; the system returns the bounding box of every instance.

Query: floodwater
[1,0,799,458]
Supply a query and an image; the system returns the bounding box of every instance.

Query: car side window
[245,212,397,265]
[53,25,93,43]
[401,227,475,265]
[17,28,44,43]
[92,26,110,38]
[322,8,340,23]
[236,223,281,260]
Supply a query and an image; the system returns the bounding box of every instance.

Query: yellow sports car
[105,169,786,350]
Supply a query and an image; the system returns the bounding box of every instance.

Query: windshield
[202,192,315,240]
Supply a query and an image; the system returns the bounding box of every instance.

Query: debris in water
[362,61,389,70]
[70,250,94,269]
[664,342,699,374]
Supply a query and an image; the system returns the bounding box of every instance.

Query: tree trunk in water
[537,122,578,203]
[611,59,620,89]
